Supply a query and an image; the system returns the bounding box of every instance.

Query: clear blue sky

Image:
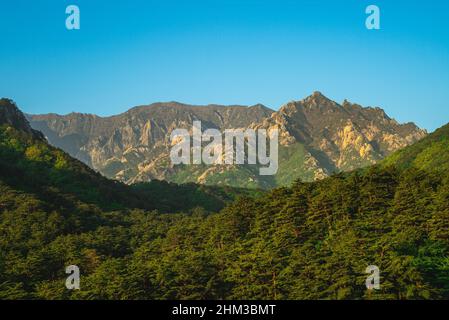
[1,0,448,131]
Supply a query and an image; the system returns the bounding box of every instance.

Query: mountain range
[1,97,448,299]
[27,92,427,188]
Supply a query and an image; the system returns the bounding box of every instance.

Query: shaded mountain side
[27,92,426,188]
[0,99,258,213]
[1,99,44,140]
[1,99,448,299]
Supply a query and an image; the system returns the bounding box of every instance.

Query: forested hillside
[381,123,449,173]
[28,92,426,188]
[1,99,448,299]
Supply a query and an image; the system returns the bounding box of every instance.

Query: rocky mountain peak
[26,93,427,187]
[310,91,326,99]
[302,91,339,108]
[278,91,340,116]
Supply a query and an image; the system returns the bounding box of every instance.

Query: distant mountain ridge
[26,92,427,188]
[0,98,255,214]
[2,97,449,300]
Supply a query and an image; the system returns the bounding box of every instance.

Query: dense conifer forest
[1,103,449,299]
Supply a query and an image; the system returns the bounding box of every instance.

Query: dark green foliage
[0,125,250,213]
[1,118,449,299]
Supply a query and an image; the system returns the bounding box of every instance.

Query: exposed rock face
[28,102,274,184]
[27,93,427,188]
[253,92,426,175]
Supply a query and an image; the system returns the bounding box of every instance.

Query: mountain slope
[381,122,449,173]
[28,102,273,184]
[27,93,426,188]
[1,99,44,140]
[255,92,426,170]
[1,99,448,300]
[0,99,256,213]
